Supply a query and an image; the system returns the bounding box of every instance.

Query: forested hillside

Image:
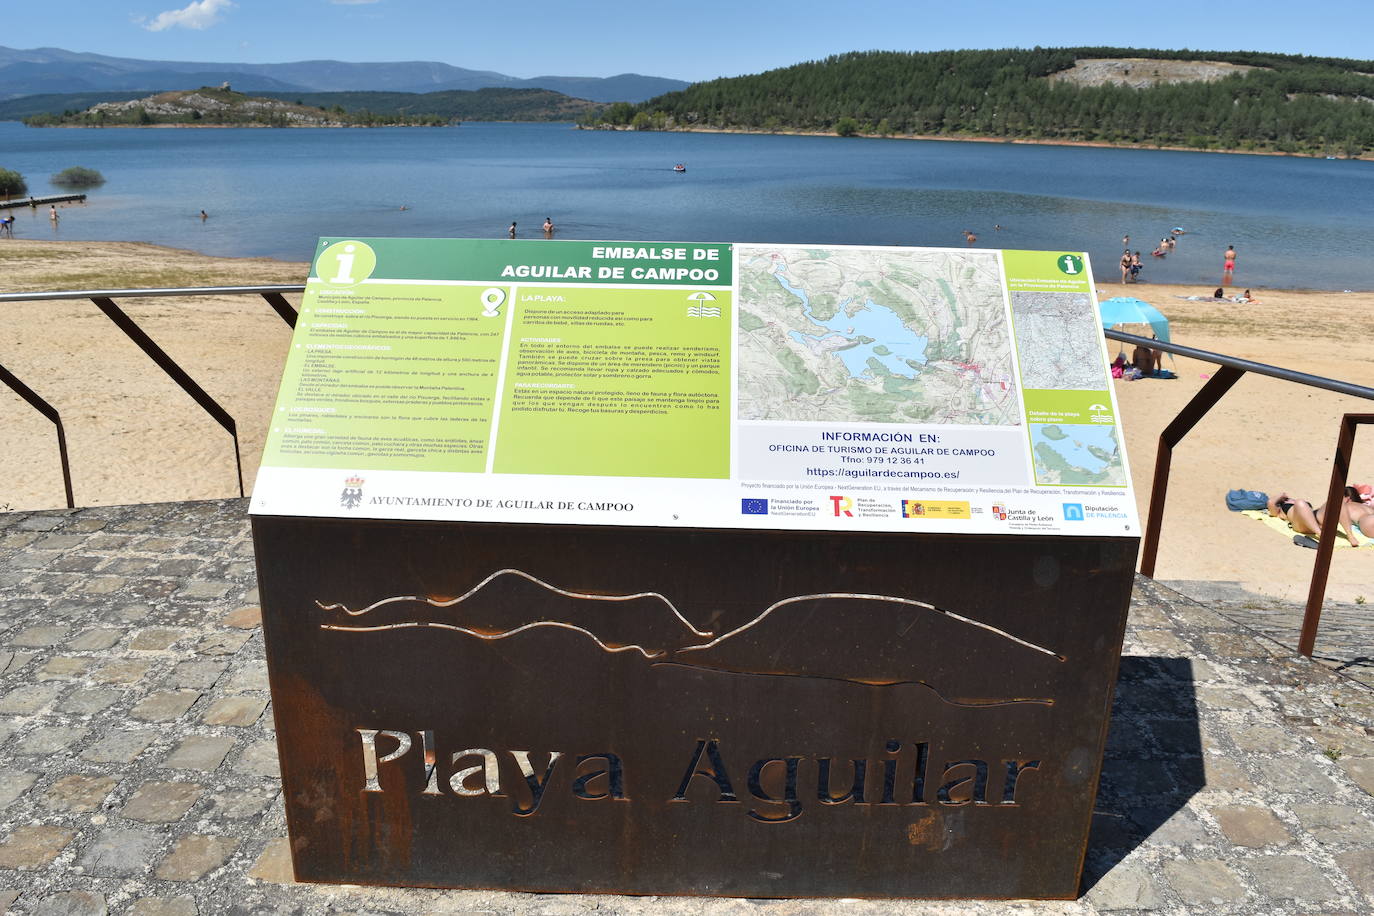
[255,88,598,121]
[585,48,1374,157]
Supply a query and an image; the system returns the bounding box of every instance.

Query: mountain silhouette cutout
[317,568,1063,707]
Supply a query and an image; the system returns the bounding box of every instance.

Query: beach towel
[1239,510,1372,549]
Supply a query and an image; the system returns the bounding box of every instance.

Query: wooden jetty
[0,194,87,211]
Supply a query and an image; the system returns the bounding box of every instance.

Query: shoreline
[22,121,452,130]
[586,124,1372,161]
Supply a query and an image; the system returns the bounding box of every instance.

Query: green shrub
[835,117,860,137]
[0,167,27,197]
[51,166,105,188]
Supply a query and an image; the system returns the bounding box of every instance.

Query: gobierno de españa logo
[317,240,377,287]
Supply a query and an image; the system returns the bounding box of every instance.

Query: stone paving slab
[0,499,1370,914]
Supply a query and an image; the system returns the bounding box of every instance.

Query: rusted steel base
[252,516,1138,899]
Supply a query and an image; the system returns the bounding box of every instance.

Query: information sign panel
[250,238,1140,898]
[250,239,1137,537]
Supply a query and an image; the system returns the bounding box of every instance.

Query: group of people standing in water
[1117,229,1241,288]
[1119,228,1189,284]
[508,218,556,238]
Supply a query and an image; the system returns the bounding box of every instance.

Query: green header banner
[312,238,734,287]
[1001,249,1093,294]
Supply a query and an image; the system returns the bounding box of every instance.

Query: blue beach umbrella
[1098,297,1170,343]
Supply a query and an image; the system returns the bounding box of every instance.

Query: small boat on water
[672,163,686,172]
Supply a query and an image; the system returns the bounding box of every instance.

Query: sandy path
[2,239,1372,604]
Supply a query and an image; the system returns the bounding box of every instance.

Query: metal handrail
[0,285,305,302]
[1105,329,1374,400]
[1,285,301,505]
[1108,328,1374,658]
[4,289,1372,656]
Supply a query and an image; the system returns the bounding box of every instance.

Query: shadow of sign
[1081,657,1206,892]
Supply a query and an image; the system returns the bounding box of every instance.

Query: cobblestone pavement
[1162,579,1374,690]
[0,499,1372,915]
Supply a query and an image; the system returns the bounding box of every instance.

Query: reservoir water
[1,120,1371,290]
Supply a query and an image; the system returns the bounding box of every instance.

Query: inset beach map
[1030,423,1126,486]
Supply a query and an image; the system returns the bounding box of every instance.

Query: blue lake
[1,120,1371,289]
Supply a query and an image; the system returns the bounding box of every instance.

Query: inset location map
[1009,291,1106,391]
[736,246,1020,425]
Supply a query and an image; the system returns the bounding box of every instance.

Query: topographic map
[736,246,1020,425]
[1009,291,1106,391]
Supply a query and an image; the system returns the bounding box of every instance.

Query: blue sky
[6,0,1370,83]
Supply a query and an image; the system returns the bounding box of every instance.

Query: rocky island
[23,85,452,127]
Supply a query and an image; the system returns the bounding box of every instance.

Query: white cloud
[144,0,235,31]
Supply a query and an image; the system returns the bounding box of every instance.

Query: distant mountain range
[0,45,689,104]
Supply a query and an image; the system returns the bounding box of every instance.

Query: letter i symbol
[1061,256,1077,274]
[331,244,357,283]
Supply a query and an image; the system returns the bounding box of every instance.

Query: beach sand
[2,239,1372,606]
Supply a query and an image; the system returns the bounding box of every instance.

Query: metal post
[1299,414,1374,657]
[261,291,298,328]
[91,296,245,498]
[1138,365,1245,577]
[0,362,75,508]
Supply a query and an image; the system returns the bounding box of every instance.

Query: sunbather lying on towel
[1269,490,1363,547]
[1337,486,1374,540]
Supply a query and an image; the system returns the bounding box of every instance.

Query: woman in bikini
[1335,486,1374,541]
[1269,491,1362,546]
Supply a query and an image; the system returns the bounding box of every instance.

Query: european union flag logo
[741,499,769,515]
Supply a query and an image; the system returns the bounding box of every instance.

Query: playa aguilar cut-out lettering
[354,730,1042,822]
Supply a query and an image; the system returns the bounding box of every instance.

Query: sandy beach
[2,239,1372,604]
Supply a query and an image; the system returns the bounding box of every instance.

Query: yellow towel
[1240,509,1371,548]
